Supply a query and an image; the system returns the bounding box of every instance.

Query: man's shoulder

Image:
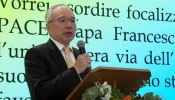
[33,43,48,50]
[29,42,48,51]
[26,42,49,55]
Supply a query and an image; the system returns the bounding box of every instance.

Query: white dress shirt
[50,38,82,81]
[50,37,76,63]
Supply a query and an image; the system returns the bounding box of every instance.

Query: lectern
[66,66,151,100]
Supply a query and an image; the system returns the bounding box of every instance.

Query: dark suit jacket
[24,39,90,100]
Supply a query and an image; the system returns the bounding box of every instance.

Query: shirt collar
[50,37,73,51]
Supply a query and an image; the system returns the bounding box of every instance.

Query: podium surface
[66,66,151,100]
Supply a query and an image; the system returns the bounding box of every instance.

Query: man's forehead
[52,6,74,17]
[53,6,72,13]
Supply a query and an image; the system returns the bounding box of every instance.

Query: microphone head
[77,40,85,48]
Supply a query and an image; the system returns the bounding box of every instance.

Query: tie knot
[64,46,71,54]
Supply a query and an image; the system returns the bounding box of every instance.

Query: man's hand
[74,54,91,74]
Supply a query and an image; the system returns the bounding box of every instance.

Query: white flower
[102,81,108,86]
[99,81,112,100]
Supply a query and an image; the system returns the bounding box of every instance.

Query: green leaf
[82,86,102,100]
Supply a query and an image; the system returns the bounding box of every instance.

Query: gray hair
[45,4,67,23]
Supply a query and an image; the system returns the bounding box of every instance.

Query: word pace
[0,18,47,35]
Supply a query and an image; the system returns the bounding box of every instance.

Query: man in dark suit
[24,4,91,100]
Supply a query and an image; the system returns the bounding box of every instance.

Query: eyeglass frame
[48,16,78,25]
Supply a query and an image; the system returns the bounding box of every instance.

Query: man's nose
[65,21,72,29]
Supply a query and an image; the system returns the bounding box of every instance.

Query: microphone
[77,40,91,74]
[77,40,91,73]
[77,40,86,54]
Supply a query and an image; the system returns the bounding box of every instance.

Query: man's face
[46,6,76,46]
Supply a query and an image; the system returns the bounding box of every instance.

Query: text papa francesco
[114,27,174,44]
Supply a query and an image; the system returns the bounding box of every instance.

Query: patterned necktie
[64,46,74,68]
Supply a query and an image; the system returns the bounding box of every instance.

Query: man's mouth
[64,32,72,34]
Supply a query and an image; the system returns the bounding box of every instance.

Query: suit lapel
[46,39,83,74]
[72,47,80,60]
[47,39,68,72]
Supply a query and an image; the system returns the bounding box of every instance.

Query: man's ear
[46,24,50,31]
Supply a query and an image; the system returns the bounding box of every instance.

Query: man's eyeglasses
[48,17,78,25]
